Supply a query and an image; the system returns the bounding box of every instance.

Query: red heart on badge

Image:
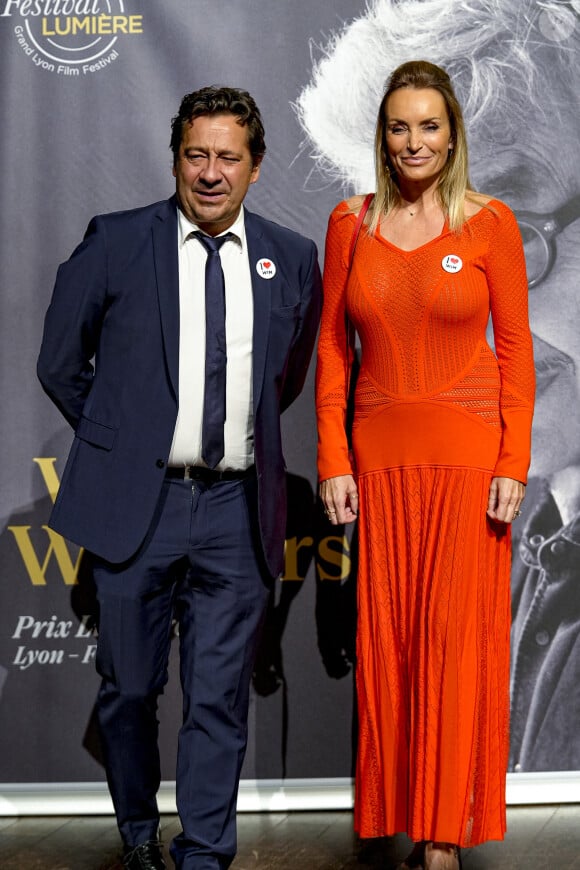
[263,261,271,269]
[450,257,459,264]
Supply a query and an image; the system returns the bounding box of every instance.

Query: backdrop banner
[1,0,579,795]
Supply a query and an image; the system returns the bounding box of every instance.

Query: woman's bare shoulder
[464,191,496,217]
[345,193,372,214]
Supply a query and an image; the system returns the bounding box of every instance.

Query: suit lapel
[152,196,180,400]
[245,209,271,413]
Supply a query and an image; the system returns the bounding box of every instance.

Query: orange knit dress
[316,199,535,847]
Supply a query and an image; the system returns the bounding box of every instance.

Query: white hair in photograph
[296,0,578,191]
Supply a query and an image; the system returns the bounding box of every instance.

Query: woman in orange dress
[317,60,535,870]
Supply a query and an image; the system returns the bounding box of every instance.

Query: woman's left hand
[487,476,526,524]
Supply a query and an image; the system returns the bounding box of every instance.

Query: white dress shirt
[168,207,254,470]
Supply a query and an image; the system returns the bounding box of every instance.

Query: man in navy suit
[37,86,322,870]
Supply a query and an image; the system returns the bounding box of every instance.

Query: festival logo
[2,0,143,76]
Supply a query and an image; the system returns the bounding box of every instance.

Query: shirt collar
[518,482,580,571]
[177,205,245,250]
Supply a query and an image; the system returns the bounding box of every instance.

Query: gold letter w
[7,458,84,586]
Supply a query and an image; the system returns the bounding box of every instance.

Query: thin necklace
[400,201,417,217]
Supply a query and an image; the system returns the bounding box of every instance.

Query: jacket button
[156,459,165,468]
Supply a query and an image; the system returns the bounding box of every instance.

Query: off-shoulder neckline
[357,197,503,255]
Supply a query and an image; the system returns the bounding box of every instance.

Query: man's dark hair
[170,86,266,166]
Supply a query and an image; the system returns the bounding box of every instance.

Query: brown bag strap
[345,193,374,346]
[344,194,374,412]
[348,192,374,268]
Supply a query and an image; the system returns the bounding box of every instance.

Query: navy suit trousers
[92,472,272,870]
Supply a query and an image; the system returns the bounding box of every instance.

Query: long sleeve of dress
[315,203,356,482]
[486,201,535,482]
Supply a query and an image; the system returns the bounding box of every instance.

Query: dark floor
[0,806,579,869]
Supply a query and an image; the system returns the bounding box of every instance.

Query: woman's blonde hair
[370,59,473,233]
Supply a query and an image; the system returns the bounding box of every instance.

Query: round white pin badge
[441,255,463,274]
[256,258,277,279]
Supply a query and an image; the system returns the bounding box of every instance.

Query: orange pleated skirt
[354,466,511,847]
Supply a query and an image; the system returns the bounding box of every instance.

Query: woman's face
[384,87,453,186]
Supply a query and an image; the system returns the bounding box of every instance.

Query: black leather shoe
[123,840,166,869]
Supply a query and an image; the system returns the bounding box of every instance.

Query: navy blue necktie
[195,231,234,469]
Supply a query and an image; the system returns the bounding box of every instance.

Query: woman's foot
[424,841,461,870]
[398,840,426,869]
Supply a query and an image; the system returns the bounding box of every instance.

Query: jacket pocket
[75,416,117,450]
[271,302,300,319]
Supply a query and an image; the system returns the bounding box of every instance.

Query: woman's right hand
[319,474,359,525]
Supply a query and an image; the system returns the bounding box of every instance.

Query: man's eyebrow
[183,146,242,157]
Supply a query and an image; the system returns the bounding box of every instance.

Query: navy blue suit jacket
[38,196,322,576]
